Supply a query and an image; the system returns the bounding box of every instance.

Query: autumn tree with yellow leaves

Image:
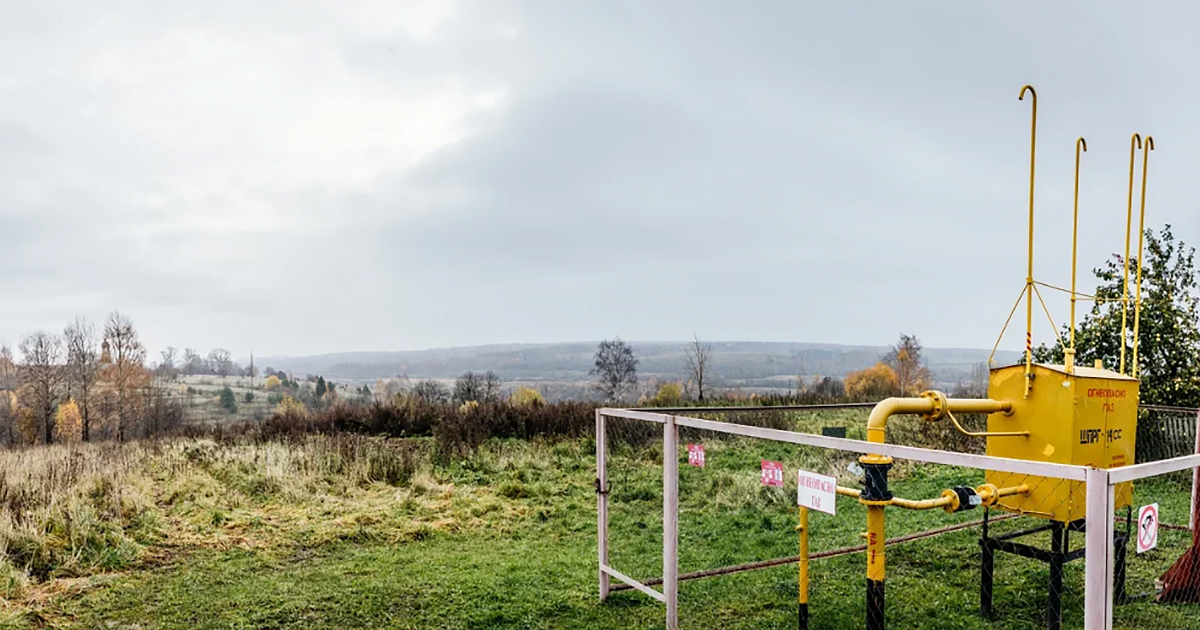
[844,362,899,401]
[54,399,83,443]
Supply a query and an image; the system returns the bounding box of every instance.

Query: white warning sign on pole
[797,469,837,515]
[1137,503,1159,554]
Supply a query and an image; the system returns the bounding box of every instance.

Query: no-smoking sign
[1137,503,1159,554]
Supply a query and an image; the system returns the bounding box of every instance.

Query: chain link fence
[597,407,1108,629]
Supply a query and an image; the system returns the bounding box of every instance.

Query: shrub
[844,363,899,401]
[647,383,684,407]
[218,387,237,414]
[509,386,544,407]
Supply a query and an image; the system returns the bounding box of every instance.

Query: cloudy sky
[2,2,1199,359]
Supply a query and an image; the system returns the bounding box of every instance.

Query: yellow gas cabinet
[985,363,1138,522]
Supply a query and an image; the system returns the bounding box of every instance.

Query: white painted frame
[595,408,1098,630]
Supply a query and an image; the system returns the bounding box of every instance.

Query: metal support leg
[798,507,809,630]
[1048,521,1065,630]
[981,507,995,619]
[867,576,885,630]
[1113,506,1130,604]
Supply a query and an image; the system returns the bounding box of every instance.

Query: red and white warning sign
[1137,503,1159,554]
[797,469,837,515]
[687,443,705,467]
[760,460,784,487]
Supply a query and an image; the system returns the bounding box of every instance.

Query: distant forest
[259,341,1021,391]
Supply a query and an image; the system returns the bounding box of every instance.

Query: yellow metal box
[984,363,1137,522]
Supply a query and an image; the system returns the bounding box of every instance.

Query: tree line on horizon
[0,312,183,445]
[2,226,1195,448]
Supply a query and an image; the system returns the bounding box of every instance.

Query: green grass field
[2,411,1198,629]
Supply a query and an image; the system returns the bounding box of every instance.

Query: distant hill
[255,342,1021,390]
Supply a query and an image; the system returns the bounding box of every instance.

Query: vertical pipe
[1084,467,1112,630]
[1113,508,1128,604]
[1020,85,1038,398]
[798,507,809,630]
[981,507,994,619]
[596,410,610,600]
[1069,137,1088,373]
[663,415,679,630]
[1049,521,1065,630]
[1120,133,1143,376]
[1132,137,1154,377]
[866,504,886,630]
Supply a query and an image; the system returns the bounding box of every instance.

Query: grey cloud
[2,1,1200,357]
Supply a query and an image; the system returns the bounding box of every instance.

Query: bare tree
[591,338,638,402]
[0,346,17,445]
[63,317,101,442]
[482,371,502,402]
[882,333,932,396]
[453,372,481,403]
[19,332,63,444]
[412,379,450,404]
[0,345,16,392]
[207,348,234,377]
[103,312,147,441]
[182,348,205,375]
[157,346,179,380]
[683,334,714,401]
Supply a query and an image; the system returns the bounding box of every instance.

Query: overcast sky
[2,2,1199,359]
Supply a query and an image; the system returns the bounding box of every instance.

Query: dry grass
[0,433,562,617]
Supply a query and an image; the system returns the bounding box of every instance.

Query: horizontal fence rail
[631,402,878,413]
[599,408,1090,481]
[633,402,1200,414]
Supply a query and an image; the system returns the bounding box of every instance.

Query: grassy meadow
[0,409,1194,628]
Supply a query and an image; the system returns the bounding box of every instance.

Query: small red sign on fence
[761,460,784,487]
[687,443,705,467]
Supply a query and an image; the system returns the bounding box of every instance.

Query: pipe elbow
[866,396,937,444]
[866,398,902,444]
[865,392,1011,446]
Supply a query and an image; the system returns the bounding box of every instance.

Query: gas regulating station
[595,85,1200,630]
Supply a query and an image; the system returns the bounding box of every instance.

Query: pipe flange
[975,483,999,507]
[940,489,961,514]
[919,390,948,422]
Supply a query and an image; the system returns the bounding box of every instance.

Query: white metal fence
[596,407,1200,630]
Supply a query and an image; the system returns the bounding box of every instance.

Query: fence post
[597,409,609,600]
[1191,408,1200,532]
[1084,467,1113,630]
[664,415,679,630]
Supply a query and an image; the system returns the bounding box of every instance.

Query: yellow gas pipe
[836,483,1029,512]
[1022,84,1041,398]
[1132,137,1154,378]
[1067,137,1087,374]
[1120,133,1143,376]
[797,507,809,629]
[858,391,1022,630]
